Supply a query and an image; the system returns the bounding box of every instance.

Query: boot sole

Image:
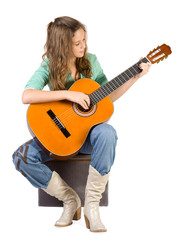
[55,207,81,227]
[55,222,73,227]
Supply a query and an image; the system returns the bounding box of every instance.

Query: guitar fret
[97,90,105,99]
[95,92,101,100]
[101,85,109,95]
[117,75,125,85]
[90,97,97,106]
[110,81,117,90]
[129,66,137,75]
[128,68,134,76]
[120,74,128,83]
[93,93,101,101]
[133,64,141,73]
[101,87,110,97]
[112,79,121,89]
[126,69,133,78]
[97,91,104,100]
[121,72,128,81]
[104,83,114,93]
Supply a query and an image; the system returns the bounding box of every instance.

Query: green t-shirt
[25,53,108,90]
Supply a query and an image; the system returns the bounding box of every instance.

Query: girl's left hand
[136,58,152,79]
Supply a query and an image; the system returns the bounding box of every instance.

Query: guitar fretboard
[89,57,149,105]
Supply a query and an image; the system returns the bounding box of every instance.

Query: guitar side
[27,78,114,159]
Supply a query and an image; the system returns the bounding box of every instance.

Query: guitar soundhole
[73,103,97,117]
[77,104,93,113]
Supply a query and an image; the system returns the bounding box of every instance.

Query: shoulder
[41,58,50,67]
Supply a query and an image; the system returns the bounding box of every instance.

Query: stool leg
[42,171,81,227]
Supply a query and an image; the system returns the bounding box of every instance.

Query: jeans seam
[38,164,51,179]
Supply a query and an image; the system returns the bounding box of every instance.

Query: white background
[1,0,179,239]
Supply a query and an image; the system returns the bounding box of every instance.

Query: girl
[13,16,151,232]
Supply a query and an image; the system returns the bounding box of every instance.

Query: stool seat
[38,154,108,207]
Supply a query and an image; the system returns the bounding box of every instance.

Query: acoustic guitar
[27,44,172,159]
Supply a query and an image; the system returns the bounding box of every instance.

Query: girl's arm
[22,89,68,104]
[22,89,90,110]
[109,61,151,102]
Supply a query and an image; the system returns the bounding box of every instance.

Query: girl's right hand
[65,91,90,110]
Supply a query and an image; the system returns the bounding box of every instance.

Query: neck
[69,56,76,67]
[89,57,149,106]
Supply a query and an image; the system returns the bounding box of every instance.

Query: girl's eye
[75,39,85,46]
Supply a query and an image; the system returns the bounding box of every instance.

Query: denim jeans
[13,123,118,188]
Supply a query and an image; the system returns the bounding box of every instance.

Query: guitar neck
[89,57,149,105]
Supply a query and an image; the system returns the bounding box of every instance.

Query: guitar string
[54,76,128,124]
[58,90,111,125]
[52,61,144,125]
[59,109,76,123]
[55,84,111,123]
[56,105,74,118]
[54,90,101,120]
[62,112,78,125]
[55,95,100,124]
[54,86,107,121]
[58,108,80,126]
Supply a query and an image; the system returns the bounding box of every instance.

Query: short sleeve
[88,54,108,86]
[25,59,49,90]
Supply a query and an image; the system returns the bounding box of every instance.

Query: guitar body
[27,78,114,159]
[27,44,172,159]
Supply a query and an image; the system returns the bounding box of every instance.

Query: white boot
[42,171,81,227]
[84,165,109,232]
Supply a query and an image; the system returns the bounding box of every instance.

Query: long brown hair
[42,16,92,90]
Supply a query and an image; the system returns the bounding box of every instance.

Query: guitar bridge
[47,109,71,138]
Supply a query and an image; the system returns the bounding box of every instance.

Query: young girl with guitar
[13,16,151,232]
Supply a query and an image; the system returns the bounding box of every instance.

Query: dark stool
[38,154,108,207]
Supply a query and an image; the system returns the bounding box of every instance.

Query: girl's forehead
[72,28,85,42]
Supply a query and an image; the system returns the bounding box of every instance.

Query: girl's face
[72,28,86,59]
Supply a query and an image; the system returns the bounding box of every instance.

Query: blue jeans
[13,123,118,188]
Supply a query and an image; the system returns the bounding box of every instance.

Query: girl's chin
[77,52,85,58]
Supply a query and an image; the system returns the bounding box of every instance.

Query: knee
[104,124,118,143]
[12,139,35,172]
[92,124,118,146]
[12,153,20,171]
[12,150,27,178]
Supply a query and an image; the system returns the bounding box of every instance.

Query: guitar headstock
[147,44,172,64]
